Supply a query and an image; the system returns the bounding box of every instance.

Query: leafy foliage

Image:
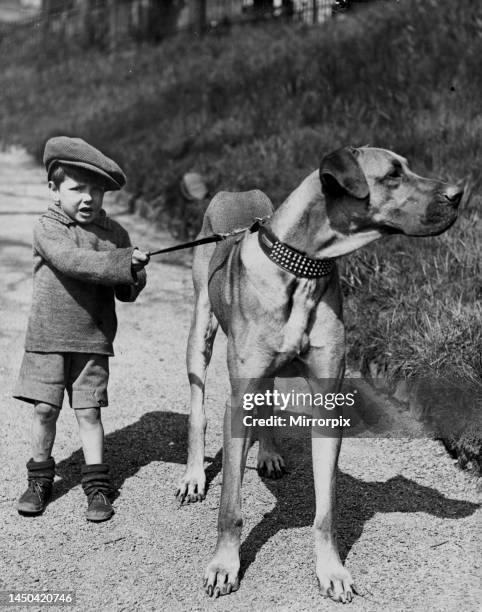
[0,0,480,384]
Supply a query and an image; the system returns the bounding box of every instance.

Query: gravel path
[0,148,480,612]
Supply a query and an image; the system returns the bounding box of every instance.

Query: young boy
[14,136,150,522]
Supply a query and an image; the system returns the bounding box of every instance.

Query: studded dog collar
[257,224,334,278]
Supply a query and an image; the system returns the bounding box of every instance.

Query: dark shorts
[13,352,109,410]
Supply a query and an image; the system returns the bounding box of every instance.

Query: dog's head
[319,146,464,241]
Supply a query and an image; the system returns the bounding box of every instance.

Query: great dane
[176,146,464,602]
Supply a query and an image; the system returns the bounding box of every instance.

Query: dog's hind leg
[176,243,219,504]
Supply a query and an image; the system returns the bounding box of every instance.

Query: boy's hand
[131,249,150,272]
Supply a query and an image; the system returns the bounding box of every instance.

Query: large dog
[176,147,464,602]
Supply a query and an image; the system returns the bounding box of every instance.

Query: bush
[0,0,480,405]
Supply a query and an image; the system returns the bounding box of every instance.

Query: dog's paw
[316,560,357,604]
[204,551,240,598]
[175,467,206,505]
[257,448,287,479]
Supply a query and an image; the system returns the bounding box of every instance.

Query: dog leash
[147,218,334,279]
[147,218,267,257]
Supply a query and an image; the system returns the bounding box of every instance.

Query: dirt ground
[0,148,480,612]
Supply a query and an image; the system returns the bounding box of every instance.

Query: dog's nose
[443,184,464,208]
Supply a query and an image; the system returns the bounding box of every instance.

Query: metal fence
[0,0,342,61]
[208,0,337,25]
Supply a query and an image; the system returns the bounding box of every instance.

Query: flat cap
[43,136,126,191]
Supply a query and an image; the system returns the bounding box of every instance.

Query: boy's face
[49,168,106,225]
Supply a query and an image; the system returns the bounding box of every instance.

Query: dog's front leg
[312,433,355,603]
[204,385,254,597]
[304,337,355,603]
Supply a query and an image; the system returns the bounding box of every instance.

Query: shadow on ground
[54,411,479,581]
[54,411,190,500]
[241,434,479,577]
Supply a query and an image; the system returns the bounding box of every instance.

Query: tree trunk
[78,0,96,47]
[106,0,118,50]
[147,0,185,41]
[282,0,294,18]
[253,0,273,15]
[189,0,206,35]
[41,0,52,43]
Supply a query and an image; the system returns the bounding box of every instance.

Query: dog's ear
[319,148,369,200]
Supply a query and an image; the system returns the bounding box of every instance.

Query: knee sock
[26,457,55,484]
[80,463,113,498]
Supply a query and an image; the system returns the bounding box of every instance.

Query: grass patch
[0,0,480,457]
[342,209,481,383]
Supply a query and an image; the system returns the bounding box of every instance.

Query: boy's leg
[70,354,114,522]
[75,407,104,465]
[32,402,60,462]
[18,401,59,515]
[13,347,66,516]
[75,407,114,522]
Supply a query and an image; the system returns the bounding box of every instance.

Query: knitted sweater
[24,206,146,355]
